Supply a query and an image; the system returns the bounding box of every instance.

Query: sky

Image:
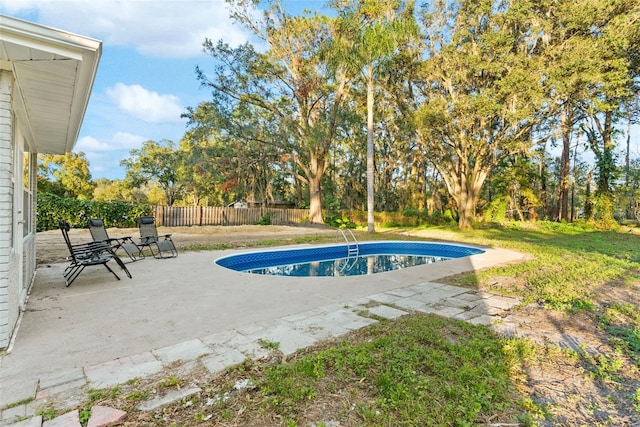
[1,1,638,181]
[0,0,328,180]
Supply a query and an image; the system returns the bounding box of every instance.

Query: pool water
[216,241,485,277]
[248,254,448,277]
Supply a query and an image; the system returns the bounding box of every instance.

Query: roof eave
[0,14,102,154]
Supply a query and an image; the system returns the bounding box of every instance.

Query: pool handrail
[336,228,359,258]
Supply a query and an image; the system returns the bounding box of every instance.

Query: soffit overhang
[0,14,101,153]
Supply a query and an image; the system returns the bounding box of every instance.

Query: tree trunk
[308,172,323,224]
[626,118,632,219]
[366,65,375,233]
[306,151,326,224]
[165,187,177,207]
[457,190,475,230]
[570,143,578,222]
[584,169,594,219]
[440,163,486,231]
[597,111,614,195]
[626,118,631,189]
[557,105,572,221]
[538,141,549,219]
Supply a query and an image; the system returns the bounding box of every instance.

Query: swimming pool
[215,241,485,277]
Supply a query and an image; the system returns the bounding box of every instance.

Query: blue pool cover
[216,241,484,273]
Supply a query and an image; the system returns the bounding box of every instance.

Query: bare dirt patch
[488,277,640,426]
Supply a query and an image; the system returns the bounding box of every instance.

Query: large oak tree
[414,0,546,229]
[188,0,349,223]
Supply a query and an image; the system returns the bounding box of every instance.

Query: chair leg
[151,242,171,259]
[64,264,84,287]
[111,255,132,279]
[153,243,163,259]
[146,243,158,258]
[64,261,125,286]
[156,240,178,258]
[102,262,121,281]
[62,265,84,288]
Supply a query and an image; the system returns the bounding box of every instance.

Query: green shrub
[483,197,508,223]
[443,209,456,223]
[36,193,151,231]
[255,213,272,225]
[592,195,619,230]
[429,210,456,225]
[325,212,356,229]
[402,208,429,222]
[326,209,453,228]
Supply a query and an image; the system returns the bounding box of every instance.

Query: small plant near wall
[256,213,271,225]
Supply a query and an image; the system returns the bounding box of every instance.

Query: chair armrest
[71,241,110,251]
[70,241,113,260]
[86,241,112,252]
[119,236,137,245]
[95,237,121,245]
[88,241,112,250]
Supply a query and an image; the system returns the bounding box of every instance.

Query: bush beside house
[37,193,151,231]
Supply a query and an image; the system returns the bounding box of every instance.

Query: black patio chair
[88,218,144,261]
[137,216,178,259]
[59,221,132,287]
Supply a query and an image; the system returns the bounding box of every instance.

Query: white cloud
[76,132,147,153]
[75,132,149,179]
[1,1,253,58]
[106,83,185,123]
[75,135,111,152]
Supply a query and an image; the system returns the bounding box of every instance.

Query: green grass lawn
[409,222,640,310]
[248,314,536,426]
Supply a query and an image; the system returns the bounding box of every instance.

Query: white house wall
[0,69,15,348]
[0,70,34,350]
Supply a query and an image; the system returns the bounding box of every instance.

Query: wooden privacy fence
[152,206,309,227]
